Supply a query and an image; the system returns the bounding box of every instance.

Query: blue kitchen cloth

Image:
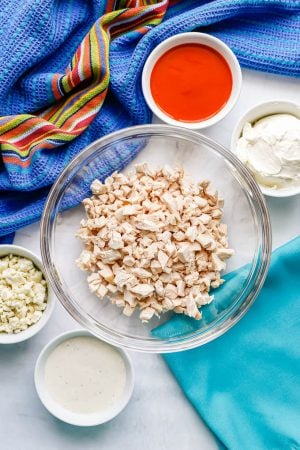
[1,0,300,244]
[154,236,300,450]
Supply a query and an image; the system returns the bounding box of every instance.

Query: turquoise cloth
[154,237,300,450]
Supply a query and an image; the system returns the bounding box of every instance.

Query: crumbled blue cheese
[0,254,47,334]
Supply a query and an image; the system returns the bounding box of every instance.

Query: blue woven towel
[1,0,300,244]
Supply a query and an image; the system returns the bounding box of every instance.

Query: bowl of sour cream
[34,329,134,426]
[231,100,300,197]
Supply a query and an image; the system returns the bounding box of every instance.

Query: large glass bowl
[41,125,271,353]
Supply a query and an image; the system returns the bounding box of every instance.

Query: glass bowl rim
[40,124,272,353]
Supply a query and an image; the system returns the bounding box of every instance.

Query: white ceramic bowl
[34,329,134,426]
[142,32,242,129]
[231,100,300,198]
[0,245,55,344]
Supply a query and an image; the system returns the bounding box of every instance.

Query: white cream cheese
[45,336,126,414]
[236,113,300,189]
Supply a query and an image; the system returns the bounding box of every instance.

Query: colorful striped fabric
[0,1,168,171]
[0,0,300,242]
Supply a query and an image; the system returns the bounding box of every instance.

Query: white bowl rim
[0,244,55,344]
[34,329,135,427]
[142,32,242,129]
[230,100,300,198]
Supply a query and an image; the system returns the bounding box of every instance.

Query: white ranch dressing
[45,336,126,414]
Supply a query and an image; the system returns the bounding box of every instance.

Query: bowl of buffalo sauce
[142,32,242,129]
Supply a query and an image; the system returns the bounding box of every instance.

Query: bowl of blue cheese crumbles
[0,245,55,344]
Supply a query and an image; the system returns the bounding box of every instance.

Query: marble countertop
[1,69,299,450]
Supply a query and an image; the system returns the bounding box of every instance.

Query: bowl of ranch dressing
[231,100,300,197]
[34,329,134,426]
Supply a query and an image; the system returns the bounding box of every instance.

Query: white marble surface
[1,69,299,450]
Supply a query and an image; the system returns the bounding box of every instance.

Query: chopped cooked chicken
[76,164,233,322]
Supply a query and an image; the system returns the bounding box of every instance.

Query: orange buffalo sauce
[150,44,233,122]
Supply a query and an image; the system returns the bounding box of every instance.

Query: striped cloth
[1,0,300,243]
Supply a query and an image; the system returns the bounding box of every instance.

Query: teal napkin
[154,237,300,450]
